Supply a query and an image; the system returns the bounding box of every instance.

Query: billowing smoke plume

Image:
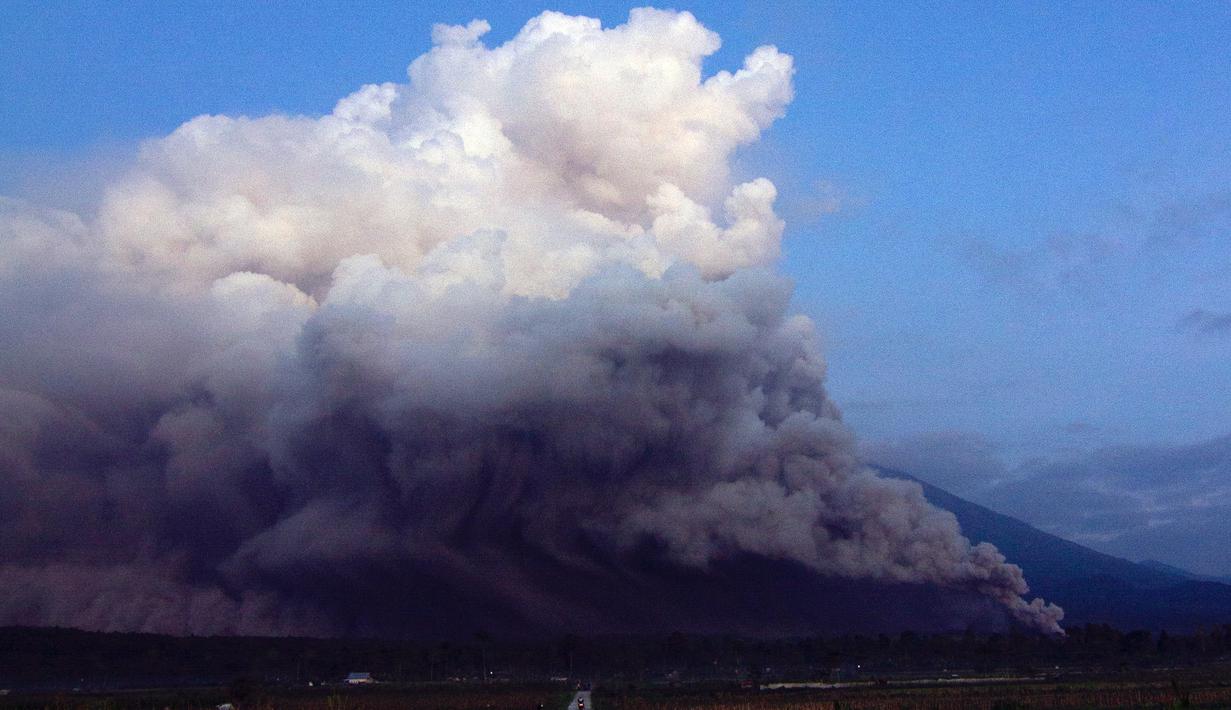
[0,10,1062,636]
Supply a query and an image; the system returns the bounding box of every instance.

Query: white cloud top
[75,8,793,299]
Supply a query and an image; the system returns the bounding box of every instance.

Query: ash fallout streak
[0,9,1062,635]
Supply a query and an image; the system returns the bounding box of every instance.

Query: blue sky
[4,1,1230,572]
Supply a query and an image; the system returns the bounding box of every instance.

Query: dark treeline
[3,624,1231,691]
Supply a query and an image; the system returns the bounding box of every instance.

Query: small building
[345,672,374,685]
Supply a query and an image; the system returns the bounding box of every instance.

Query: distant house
[345,672,374,685]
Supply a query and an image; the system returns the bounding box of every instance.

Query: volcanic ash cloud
[0,9,1063,635]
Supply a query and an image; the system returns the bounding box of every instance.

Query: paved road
[566,690,592,709]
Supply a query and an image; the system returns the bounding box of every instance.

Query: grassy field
[598,670,1231,710]
[4,670,1231,709]
[0,684,571,710]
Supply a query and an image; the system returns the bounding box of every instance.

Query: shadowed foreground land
[5,627,1231,709]
[0,685,569,710]
[600,668,1231,709]
[5,672,1231,710]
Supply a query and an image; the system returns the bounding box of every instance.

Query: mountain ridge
[874,465,1231,631]
[1138,559,1231,586]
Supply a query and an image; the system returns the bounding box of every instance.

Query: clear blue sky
[3,1,1230,572]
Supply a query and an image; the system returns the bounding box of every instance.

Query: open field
[4,628,1231,710]
[599,672,1231,710]
[5,670,1231,710]
[0,684,571,710]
